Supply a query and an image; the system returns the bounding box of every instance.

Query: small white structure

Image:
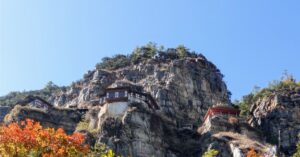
[106,101,129,117]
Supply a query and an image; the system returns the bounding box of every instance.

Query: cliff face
[249,87,300,156]
[48,56,231,157]
[50,56,230,126]
[5,105,85,134]
[51,57,229,114]
[4,96,86,134]
[198,114,276,157]
[3,47,287,156]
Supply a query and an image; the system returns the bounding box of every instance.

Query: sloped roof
[203,106,240,122]
[16,95,53,108]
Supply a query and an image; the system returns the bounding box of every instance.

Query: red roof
[203,106,240,122]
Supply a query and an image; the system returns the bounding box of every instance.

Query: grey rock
[0,106,11,122]
[249,91,300,156]
[48,56,231,156]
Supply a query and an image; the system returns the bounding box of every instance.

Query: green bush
[176,45,189,58]
[202,148,219,157]
[76,119,98,134]
[96,54,131,70]
[88,143,123,157]
[293,134,300,157]
[95,43,204,70]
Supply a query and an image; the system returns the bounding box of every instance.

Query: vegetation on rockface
[0,81,65,107]
[202,148,219,157]
[293,134,300,157]
[76,119,98,135]
[88,143,122,157]
[235,72,300,117]
[96,54,131,70]
[95,42,203,70]
[0,119,89,157]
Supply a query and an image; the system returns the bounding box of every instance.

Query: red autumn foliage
[0,119,89,157]
[246,148,264,157]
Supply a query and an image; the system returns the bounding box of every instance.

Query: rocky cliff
[4,105,86,134]
[52,54,229,156]
[47,53,231,156]
[2,46,287,157]
[4,96,86,134]
[198,113,276,157]
[50,55,229,112]
[249,86,300,156]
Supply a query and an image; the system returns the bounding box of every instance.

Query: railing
[98,90,159,109]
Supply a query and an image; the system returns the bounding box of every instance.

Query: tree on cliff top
[176,45,189,58]
[95,43,203,70]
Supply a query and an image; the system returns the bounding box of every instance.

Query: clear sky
[1,0,300,100]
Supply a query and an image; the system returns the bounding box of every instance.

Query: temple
[203,106,240,123]
[199,105,240,134]
[99,87,159,110]
[96,86,160,120]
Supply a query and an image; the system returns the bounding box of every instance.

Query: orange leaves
[246,148,264,157]
[0,119,89,157]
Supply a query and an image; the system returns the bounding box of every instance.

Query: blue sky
[0,0,300,100]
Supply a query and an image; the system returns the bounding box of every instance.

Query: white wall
[107,102,128,117]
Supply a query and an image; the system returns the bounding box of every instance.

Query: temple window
[108,92,115,98]
[119,91,126,97]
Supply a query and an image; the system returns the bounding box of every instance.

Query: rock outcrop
[47,55,231,156]
[0,106,11,122]
[249,87,300,156]
[198,114,276,157]
[3,46,290,156]
[4,96,86,134]
[52,57,229,120]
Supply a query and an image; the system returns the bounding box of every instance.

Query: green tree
[131,47,142,63]
[176,45,189,58]
[95,55,130,70]
[143,42,157,58]
[111,54,130,69]
[44,81,60,93]
[237,93,255,116]
[202,149,219,157]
